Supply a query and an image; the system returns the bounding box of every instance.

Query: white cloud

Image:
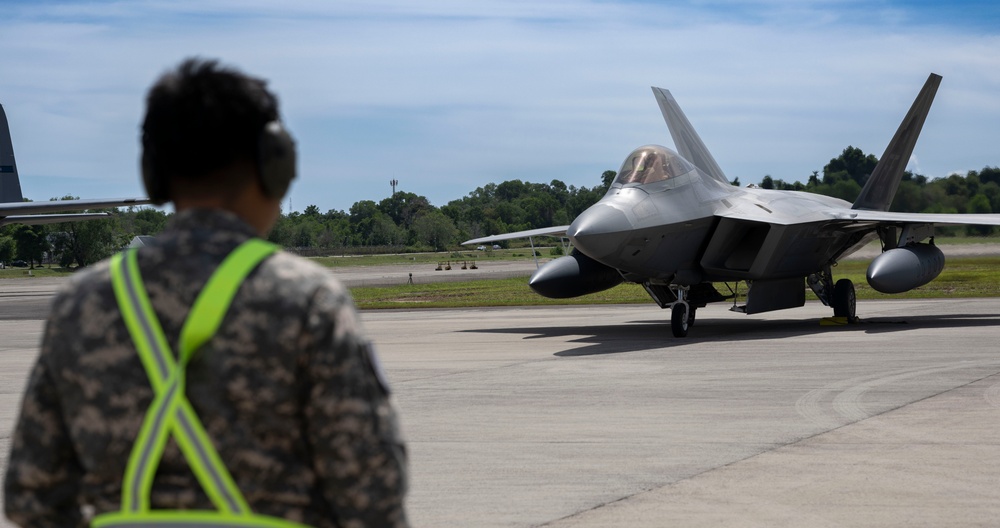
[1,0,998,210]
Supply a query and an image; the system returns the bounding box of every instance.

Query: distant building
[128,235,156,248]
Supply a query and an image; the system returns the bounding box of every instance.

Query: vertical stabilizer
[852,74,941,211]
[651,87,730,185]
[0,104,25,203]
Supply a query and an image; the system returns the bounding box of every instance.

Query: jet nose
[568,204,632,259]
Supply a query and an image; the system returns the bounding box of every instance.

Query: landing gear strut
[669,286,694,337]
[808,266,856,321]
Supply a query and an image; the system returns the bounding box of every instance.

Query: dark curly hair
[141,58,280,197]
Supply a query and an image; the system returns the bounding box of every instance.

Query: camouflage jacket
[4,209,408,528]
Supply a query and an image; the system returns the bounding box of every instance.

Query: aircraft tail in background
[0,103,150,226]
[0,104,25,204]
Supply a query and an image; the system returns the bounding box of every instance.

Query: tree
[377,192,431,229]
[807,171,820,187]
[496,180,528,201]
[369,215,407,246]
[50,211,119,267]
[823,146,878,186]
[601,170,617,189]
[0,236,14,265]
[966,193,993,235]
[412,211,458,251]
[132,208,169,236]
[13,225,48,268]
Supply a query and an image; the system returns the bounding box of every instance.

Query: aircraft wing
[0,212,110,227]
[830,209,1000,227]
[463,225,570,245]
[0,197,150,215]
[1,103,152,226]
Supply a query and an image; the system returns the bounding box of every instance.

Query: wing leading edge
[832,209,1000,227]
[463,225,570,246]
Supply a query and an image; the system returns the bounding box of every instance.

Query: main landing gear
[808,267,857,321]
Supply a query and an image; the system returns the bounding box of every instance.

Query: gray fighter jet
[0,103,149,227]
[465,74,1000,337]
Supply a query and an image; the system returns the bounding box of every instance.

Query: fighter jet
[0,103,149,227]
[465,74,1000,337]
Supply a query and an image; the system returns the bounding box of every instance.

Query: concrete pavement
[365,301,1000,527]
[2,277,999,526]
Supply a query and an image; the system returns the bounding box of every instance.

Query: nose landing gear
[669,286,696,337]
[671,302,696,337]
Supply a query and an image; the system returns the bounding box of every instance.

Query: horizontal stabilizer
[853,73,942,211]
[651,87,730,185]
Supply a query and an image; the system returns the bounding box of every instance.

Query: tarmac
[2,276,1000,527]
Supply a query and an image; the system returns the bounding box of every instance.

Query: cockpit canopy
[613,145,697,187]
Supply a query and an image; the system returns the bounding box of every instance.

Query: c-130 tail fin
[0,104,25,204]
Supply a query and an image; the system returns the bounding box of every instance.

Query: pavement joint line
[538,368,1000,527]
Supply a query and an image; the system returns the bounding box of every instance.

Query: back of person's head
[141,57,295,204]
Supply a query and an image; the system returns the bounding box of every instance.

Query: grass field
[349,256,1000,309]
[309,248,551,268]
[0,267,73,278]
[4,242,1000,311]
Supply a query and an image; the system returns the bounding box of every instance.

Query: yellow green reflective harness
[95,239,309,528]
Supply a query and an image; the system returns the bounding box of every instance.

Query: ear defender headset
[142,120,297,205]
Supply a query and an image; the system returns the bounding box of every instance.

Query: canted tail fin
[651,87,730,185]
[0,104,25,204]
[852,73,942,211]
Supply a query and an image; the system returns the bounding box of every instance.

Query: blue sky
[1,0,998,214]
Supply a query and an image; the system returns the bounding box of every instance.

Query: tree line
[2,148,998,268]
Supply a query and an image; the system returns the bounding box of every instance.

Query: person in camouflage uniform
[4,58,408,527]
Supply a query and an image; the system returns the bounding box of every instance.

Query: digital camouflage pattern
[4,209,408,528]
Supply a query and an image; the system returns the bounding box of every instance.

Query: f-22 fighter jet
[465,74,1000,337]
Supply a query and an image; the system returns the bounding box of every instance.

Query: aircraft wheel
[832,279,856,319]
[671,303,690,337]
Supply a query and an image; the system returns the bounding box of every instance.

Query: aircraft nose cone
[568,204,631,259]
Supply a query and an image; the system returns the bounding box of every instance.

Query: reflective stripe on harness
[96,239,309,528]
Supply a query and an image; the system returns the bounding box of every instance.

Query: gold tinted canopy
[614,145,696,186]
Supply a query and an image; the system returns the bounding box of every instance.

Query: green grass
[310,249,545,268]
[350,256,1000,309]
[351,276,650,309]
[833,257,1000,299]
[0,266,75,278]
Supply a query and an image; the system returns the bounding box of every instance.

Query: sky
[1,0,999,214]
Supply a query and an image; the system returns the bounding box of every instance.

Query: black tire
[671,303,690,337]
[832,279,856,319]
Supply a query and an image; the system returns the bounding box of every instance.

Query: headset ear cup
[257,121,297,199]
[141,147,169,205]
